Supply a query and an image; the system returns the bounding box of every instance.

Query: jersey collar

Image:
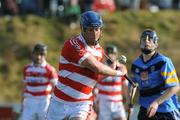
[32,61,47,67]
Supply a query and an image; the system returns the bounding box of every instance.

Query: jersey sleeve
[161,58,179,88]
[61,38,90,64]
[129,63,138,88]
[49,66,58,82]
[45,64,58,85]
[22,65,27,83]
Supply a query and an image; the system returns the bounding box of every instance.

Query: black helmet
[105,44,117,54]
[32,43,47,54]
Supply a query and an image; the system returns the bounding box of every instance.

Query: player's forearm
[97,62,118,75]
[82,54,126,76]
[155,86,179,105]
[122,84,130,101]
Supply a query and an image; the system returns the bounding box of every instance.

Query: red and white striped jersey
[53,34,104,103]
[96,64,128,102]
[22,61,58,99]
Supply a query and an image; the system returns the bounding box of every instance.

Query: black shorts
[138,106,180,120]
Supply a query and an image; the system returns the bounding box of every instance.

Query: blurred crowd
[0,0,179,29]
[1,0,179,16]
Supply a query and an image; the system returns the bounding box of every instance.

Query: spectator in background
[115,0,132,10]
[92,0,116,13]
[20,43,58,120]
[79,0,94,12]
[158,0,172,9]
[64,0,81,29]
[172,0,180,9]
[0,0,19,15]
[19,0,44,15]
[40,0,51,16]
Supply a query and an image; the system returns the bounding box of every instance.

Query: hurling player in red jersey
[46,11,127,120]
[20,43,58,120]
[95,45,129,120]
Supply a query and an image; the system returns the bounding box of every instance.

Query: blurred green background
[0,10,180,105]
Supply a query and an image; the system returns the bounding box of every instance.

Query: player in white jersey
[95,45,129,120]
[20,43,58,120]
[46,11,127,120]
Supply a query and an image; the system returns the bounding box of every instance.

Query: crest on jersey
[135,68,140,73]
[73,44,80,51]
[140,71,148,81]
[70,39,81,51]
[150,66,155,72]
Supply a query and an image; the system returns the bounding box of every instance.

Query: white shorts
[46,97,93,120]
[98,99,126,120]
[20,97,50,120]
